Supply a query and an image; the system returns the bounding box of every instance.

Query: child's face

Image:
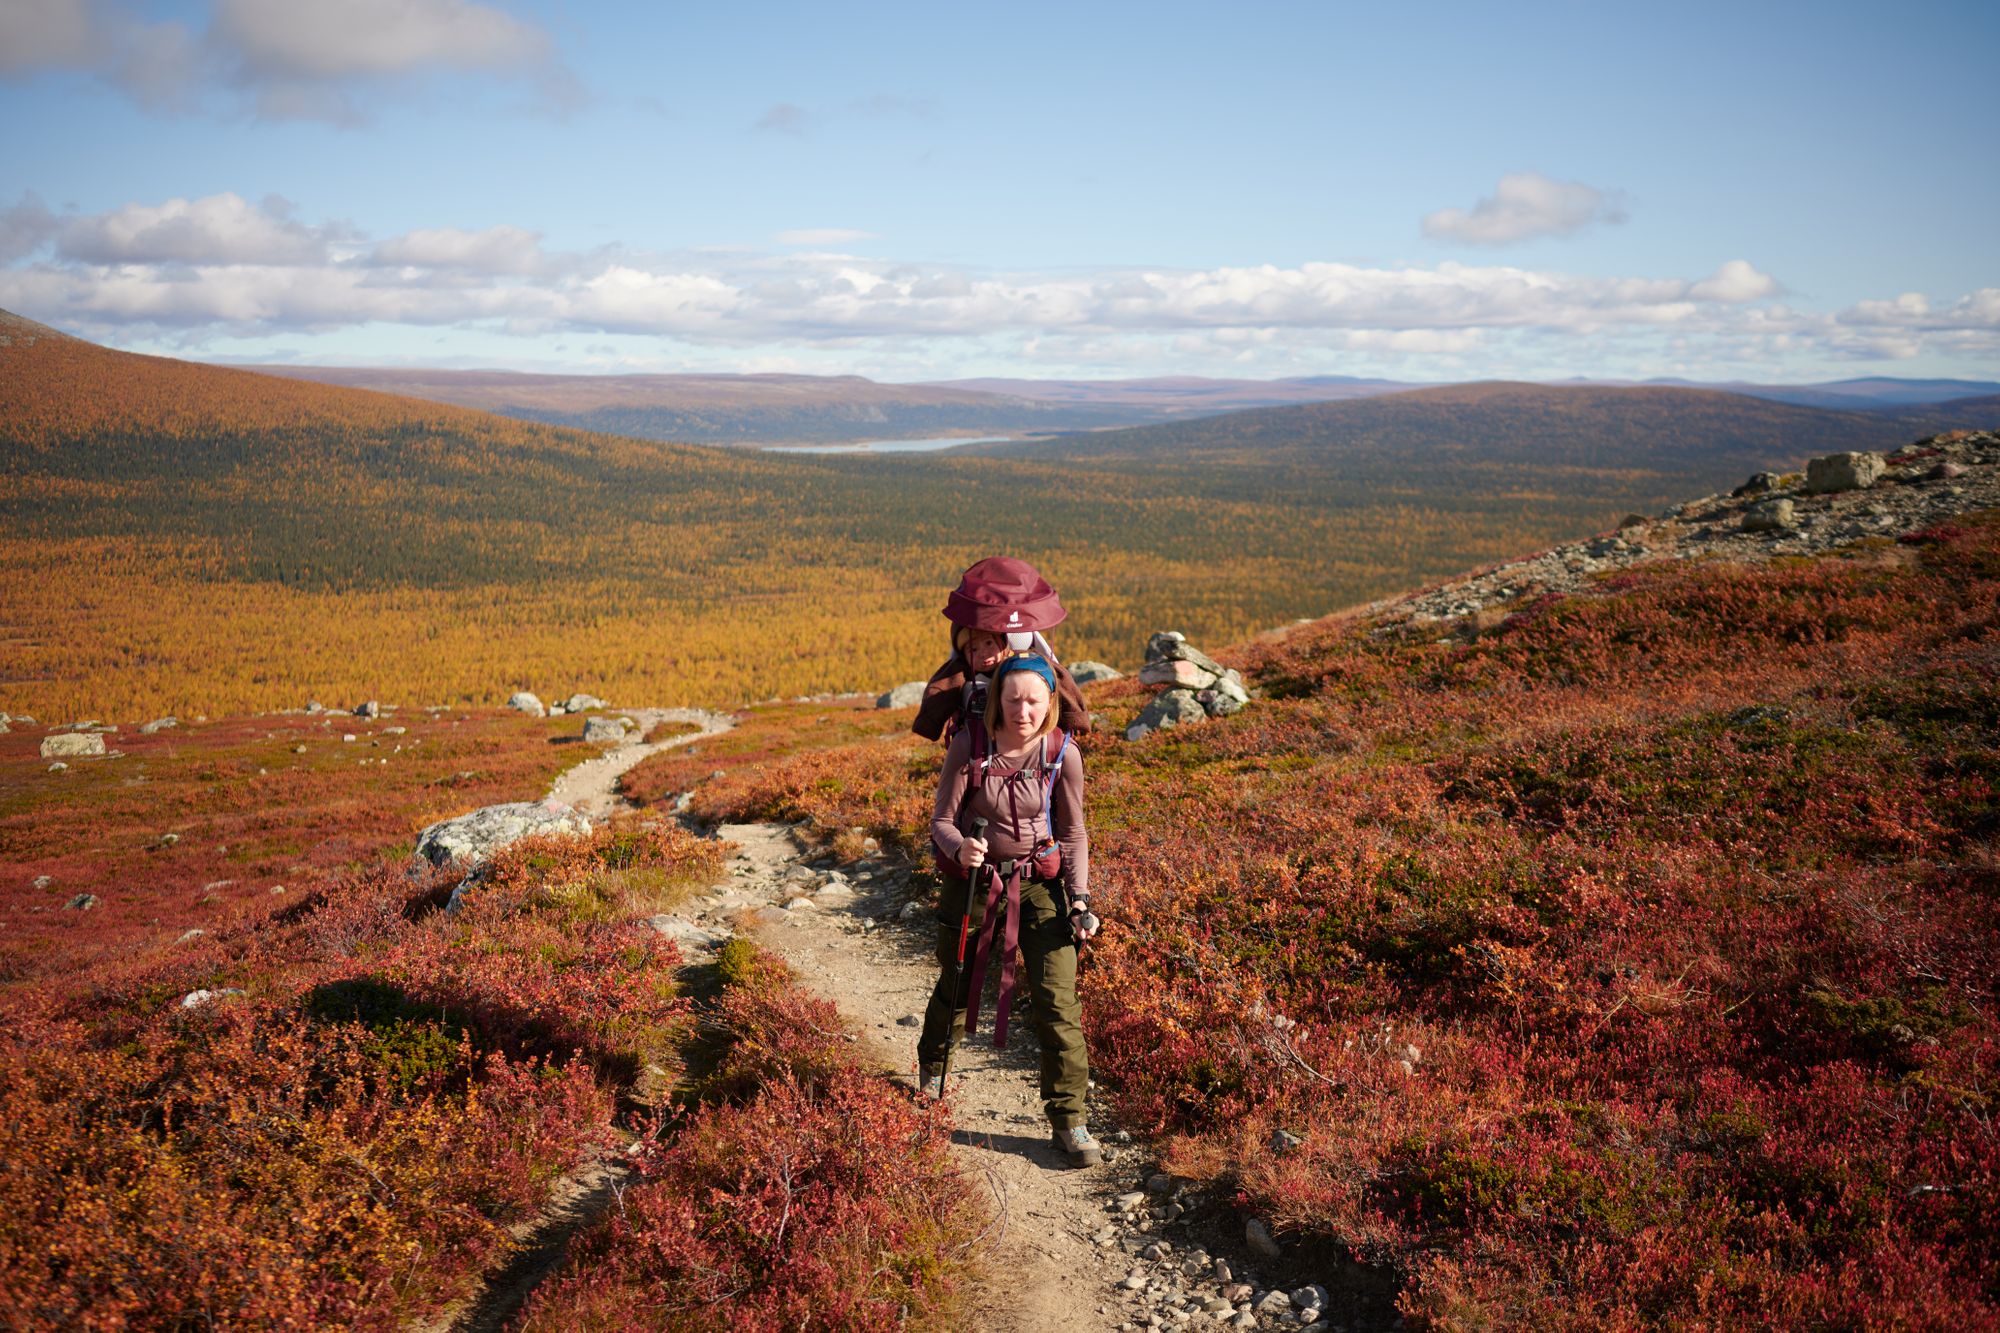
[964,630,1009,673]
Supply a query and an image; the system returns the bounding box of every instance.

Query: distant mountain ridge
[240,357,2000,446]
[972,380,1994,481]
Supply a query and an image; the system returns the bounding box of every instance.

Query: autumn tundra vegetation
[1,311,1995,1327]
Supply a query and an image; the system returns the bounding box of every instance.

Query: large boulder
[1805,451,1886,494]
[41,733,106,759]
[354,700,381,719]
[1139,657,1219,690]
[1126,689,1207,741]
[563,693,607,713]
[582,715,631,744]
[139,716,178,734]
[1742,498,1798,532]
[507,691,547,717]
[414,800,592,869]
[877,680,928,709]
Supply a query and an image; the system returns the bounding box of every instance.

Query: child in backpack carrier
[911,556,1092,744]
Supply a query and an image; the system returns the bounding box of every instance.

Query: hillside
[249,364,1141,443]
[977,380,1971,481]
[672,482,2000,1328]
[924,374,1417,416]
[4,312,1871,721]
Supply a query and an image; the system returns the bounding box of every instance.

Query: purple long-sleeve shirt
[931,727,1089,896]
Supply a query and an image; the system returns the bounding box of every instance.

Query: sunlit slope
[985,379,1965,481]
[1,312,1855,718]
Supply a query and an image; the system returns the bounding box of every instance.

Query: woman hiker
[917,653,1103,1167]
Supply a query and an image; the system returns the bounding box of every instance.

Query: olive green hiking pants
[917,871,1089,1129]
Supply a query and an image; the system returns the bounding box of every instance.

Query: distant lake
[762,435,1011,455]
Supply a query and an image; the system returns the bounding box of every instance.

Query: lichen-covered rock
[1743,498,1798,532]
[41,733,105,758]
[506,691,546,717]
[1067,659,1123,684]
[1806,451,1886,494]
[582,715,630,744]
[563,693,607,713]
[1126,688,1207,741]
[876,680,927,709]
[414,800,591,868]
[139,716,178,734]
[1139,657,1219,690]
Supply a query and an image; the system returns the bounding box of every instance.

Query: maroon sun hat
[943,556,1067,633]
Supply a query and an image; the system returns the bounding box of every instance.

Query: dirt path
[683,821,1138,1332]
[544,706,735,818]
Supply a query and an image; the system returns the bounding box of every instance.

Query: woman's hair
[984,656,1060,742]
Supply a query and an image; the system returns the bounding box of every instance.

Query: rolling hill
[976,379,1982,479]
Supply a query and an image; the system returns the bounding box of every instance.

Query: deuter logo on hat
[1007,611,1020,624]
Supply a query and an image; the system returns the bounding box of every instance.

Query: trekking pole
[937,816,987,1095]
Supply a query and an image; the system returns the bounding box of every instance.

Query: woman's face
[996,671,1052,736]
[964,629,1009,673]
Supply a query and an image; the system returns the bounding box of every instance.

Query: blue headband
[992,654,1057,694]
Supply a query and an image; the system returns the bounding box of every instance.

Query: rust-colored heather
[696,513,2000,1328]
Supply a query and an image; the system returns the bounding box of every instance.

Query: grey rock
[582,715,631,744]
[41,733,106,759]
[1197,686,1246,718]
[1733,471,1783,497]
[1245,1217,1282,1260]
[33,875,53,890]
[47,762,68,772]
[354,700,381,719]
[1928,461,1968,481]
[1213,1259,1233,1283]
[1291,1285,1329,1311]
[506,691,547,717]
[1140,657,1220,690]
[1144,630,1188,662]
[1271,1127,1304,1154]
[306,700,324,713]
[1069,659,1124,684]
[1147,1172,1174,1194]
[1221,1282,1253,1301]
[647,916,729,951]
[1743,499,1798,532]
[414,800,592,869]
[1255,1291,1292,1315]
[896,1014,922,1027]
[175,929,206,945]
[139,716,179,734]
[877,680,928,709]
[66,893,99,911]
[178,988,246,1009]
[899,900,926,921]
[1126,689,1207,742]
[1805,451,1886,494]
[563,693,607,713]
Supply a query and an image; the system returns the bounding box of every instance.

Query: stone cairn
[1127,632,1250,742]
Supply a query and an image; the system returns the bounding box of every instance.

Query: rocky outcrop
[41,733,106,759]
[1365,431,2000,630]
[1127,632,1251,741]
[414,799,592,869]
[507,691,546,717]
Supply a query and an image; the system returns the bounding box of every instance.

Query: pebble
[896,1014,921,1027]
[1115,1191,1148,1210]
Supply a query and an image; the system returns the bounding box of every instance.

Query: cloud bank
[2,192,1992,375]
[0,0,573,123]
[1424,172,1629,246]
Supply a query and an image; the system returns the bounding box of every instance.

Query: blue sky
[2,0,1995,382]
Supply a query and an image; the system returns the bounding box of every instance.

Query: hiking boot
[1053,1123,1103,1167]
[918,1066,944,1100]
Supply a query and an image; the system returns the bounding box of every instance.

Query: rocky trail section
[648,823,1382,1332]
[1363,431,1999,629]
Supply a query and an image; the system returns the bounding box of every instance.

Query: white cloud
[1423,172,1628,246]
[776,228,880,247]
[371,224,548,275]
[0,0,574,124]
[6,191,1991,375]
[0,0,94,72]
[1689,259,1780,303]
[52,193,347,265]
